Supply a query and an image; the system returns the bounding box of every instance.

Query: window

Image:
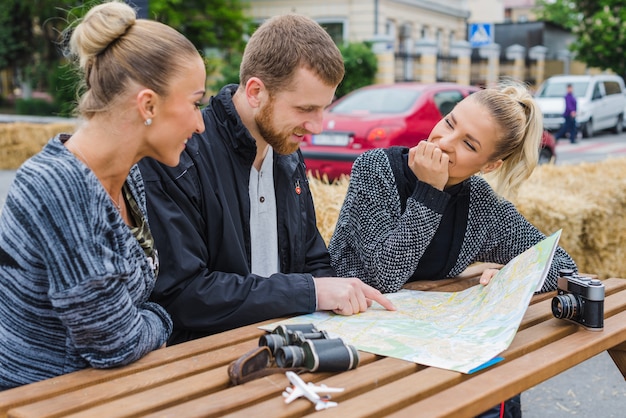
[319,21,344,45]
[592,83,603,100]
[434,90,465,115]
[330,89,420,114]
[604,81,623,96]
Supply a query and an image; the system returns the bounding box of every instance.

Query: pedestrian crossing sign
[468,23,493,47]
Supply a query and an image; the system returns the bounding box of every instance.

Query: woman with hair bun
[0,0,206,390]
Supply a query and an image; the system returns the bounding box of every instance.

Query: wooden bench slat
[60,352,382,418]
[7,339,259,418]
[220,357,424,418]
[388,308,626,418]
[61,368,230,418]
[0,322,270,417]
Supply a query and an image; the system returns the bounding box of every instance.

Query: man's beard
[255,98,303,155]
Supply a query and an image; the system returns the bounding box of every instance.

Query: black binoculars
[259,323,359,372]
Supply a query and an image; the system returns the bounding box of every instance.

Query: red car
[301,82,555,180]
[539,130,556,165]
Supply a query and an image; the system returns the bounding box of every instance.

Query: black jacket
[138,85,334,345]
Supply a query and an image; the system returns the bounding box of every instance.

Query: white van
[534,74,626,138]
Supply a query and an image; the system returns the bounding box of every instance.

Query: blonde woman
[329,81,578,418]
[329,82,577,294]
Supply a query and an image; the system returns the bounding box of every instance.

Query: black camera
[259,324,359,372]
[551,269,604,331]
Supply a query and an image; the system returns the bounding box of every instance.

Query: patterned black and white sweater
[0,136,172,390]
[329,148,577,294]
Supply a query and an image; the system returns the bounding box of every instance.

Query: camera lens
[276,346,305,368]
[552,293,580,319]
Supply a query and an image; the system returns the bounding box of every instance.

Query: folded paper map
[262,230,562,373]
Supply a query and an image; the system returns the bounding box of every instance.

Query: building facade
[247,0,470,56]
[245,0,591,88]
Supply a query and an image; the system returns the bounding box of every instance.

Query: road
[0,128,625,416]
[554,130,626,165]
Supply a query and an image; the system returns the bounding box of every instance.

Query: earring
[144,118,152,126]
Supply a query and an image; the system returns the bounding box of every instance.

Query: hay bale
[0,122,77,169]
[309,174,350,245]
[310,157,626,280]
[515,157,626,279]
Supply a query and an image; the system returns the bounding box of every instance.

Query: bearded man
[138,14,394,345]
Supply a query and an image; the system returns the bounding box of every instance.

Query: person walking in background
[554,83,578,143]
[0,0,206,390]
[138,14,395,346]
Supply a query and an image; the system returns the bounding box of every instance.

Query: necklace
[70,141,123,212]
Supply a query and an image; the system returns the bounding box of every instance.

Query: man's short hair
[239,14,345,93]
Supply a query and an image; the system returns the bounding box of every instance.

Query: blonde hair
[239,14,345,93]
[65,0,201,118]
[472,81,543,200]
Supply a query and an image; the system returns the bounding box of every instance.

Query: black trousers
[476,394,522,418]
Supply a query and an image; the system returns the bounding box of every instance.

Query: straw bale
[0,122,77,169]
[309,174,350,245]
[514,157,626,279]
[310,157,626,280]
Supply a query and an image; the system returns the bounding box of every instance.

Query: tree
[0,0,81,99]
[0,1,32,71]
[533,0,579,30]
[0,1,35,97]
[570,0,626,78]
[535,1,626,78]
[149,0,251,54]
[336,42,378,98]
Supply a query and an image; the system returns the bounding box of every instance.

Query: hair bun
[69,1,137,69]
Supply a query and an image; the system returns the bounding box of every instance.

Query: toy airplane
[282,371,345,411]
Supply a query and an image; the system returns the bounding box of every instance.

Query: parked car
[301,82,555,180]
[534,74,626,138]
[301,83,478,180]
[540,129,556,165]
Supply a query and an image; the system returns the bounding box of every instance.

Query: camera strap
[227,346,305,385]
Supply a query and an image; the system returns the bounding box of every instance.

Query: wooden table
[2,272,626,418]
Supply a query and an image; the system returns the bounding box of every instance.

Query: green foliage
[0,0,83,100]
[534,0,580,29]
[149,0,252,53]
[570,0,626,78]
[48,63,81,117]
[0,1,34,70]
[15,98,58,116]
[534,0,626,78]
[209,52,242,92]
[336,42,378,98]
[148,0,252,95]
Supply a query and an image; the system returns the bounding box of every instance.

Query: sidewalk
[0,114,79,124]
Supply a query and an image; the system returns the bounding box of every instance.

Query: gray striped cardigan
[0,135,172,390]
